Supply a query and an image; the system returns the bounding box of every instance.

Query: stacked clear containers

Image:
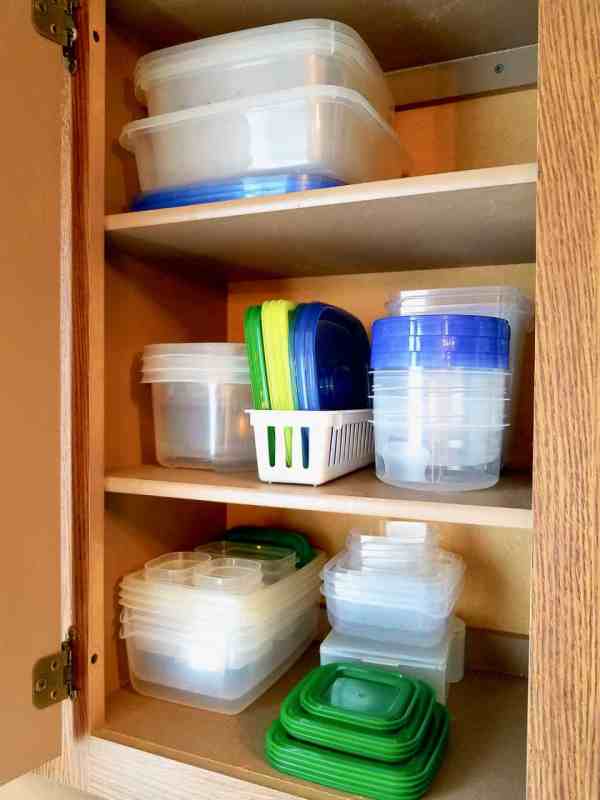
[119,548,326,714]
[370,315,512,491]
[121,20,410,202]
[142,343,256,470]
[321,524,465,647]
[386,287,533,465]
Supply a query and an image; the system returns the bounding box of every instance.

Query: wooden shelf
[105,165,537,280]
[105,466,533,529]
[106,0,538,72]
[98,646,527,800]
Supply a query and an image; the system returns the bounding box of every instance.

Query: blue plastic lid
[293,303,370,410]
[371,314,511,369]
[130,173,345,211]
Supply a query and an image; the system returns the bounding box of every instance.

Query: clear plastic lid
[143,343,247,357]
[134,20,383,96]
[386,287,533,328]
[141,367,250,384]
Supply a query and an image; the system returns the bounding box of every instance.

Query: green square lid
[280,669,436,762]
[299,663,421,731]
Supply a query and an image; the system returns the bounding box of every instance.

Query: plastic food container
[385,287,533,464]
[142,343,255,470]
[194,540,297,584]
[322,535,464,647]
[134,19,394,121]
[120,85,411,194]
[370,315,511,492]
[320,617,466,704]
[119,550,326,713]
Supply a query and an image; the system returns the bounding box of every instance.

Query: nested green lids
[281,666,436,761]
[225,526,315,568]
[266,702,450,800]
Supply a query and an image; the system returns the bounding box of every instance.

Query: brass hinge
[32,627,78,709]
[32,0,80,74]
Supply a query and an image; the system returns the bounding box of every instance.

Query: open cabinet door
[0,0,70,784]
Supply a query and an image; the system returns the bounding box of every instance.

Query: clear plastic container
[322,548,464,646]
[372,414,507,491]
[120,85,411,194]
[134,19,394,121]
[122,600,319,714]
[145,380,255,470]
[143,552,212,584]
[194,540,297,584]
[385,287,533,462]
[320,618,465,703]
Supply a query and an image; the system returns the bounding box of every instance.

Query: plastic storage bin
[247,409,374,486]
[142,343,256,470]
[320,617,466,703]
[134,19,395,121]
[385,286,533,462]
[119,551,326,714]
[120,86,411,194]
[370,315,511,492]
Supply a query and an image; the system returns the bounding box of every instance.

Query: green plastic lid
[299,663,424,731]
[244,305,271,411]
[225,526,315,568]
[280,667,436,762]
[265,703,450,800]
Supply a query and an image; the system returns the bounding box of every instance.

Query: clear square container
[320,618,466,703]
[134,19,394,121]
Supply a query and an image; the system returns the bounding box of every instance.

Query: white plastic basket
[247,409,373,486]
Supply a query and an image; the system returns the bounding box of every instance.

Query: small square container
[194,540,297,584]
[134,20,394,120]
[120,85,410,194]
[320,617,466,703]
[143,551,213,584]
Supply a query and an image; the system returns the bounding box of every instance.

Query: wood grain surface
[528,1,600,798]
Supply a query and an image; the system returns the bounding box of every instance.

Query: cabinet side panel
[529,1,600,798]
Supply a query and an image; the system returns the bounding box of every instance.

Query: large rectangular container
[134,19,395,121]
[120,86,411,194]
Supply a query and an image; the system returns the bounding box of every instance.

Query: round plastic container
[120,85,410,194]
[385,287,533,464]
[370,315,511,492]
[134,19,394,121]
[143,370,256,470]
[143,552,212,584]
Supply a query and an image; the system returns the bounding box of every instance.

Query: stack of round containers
[119,548,326,714]
[385,286,533,467]
[120,20,410,210]
[321,525,465,647]
[141,343,256,470]
[370,315,512,491]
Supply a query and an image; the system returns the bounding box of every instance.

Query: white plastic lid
[386,286,534,328]
[143,343,247,357]
[134,19,383,100]
[120,85,401,151]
